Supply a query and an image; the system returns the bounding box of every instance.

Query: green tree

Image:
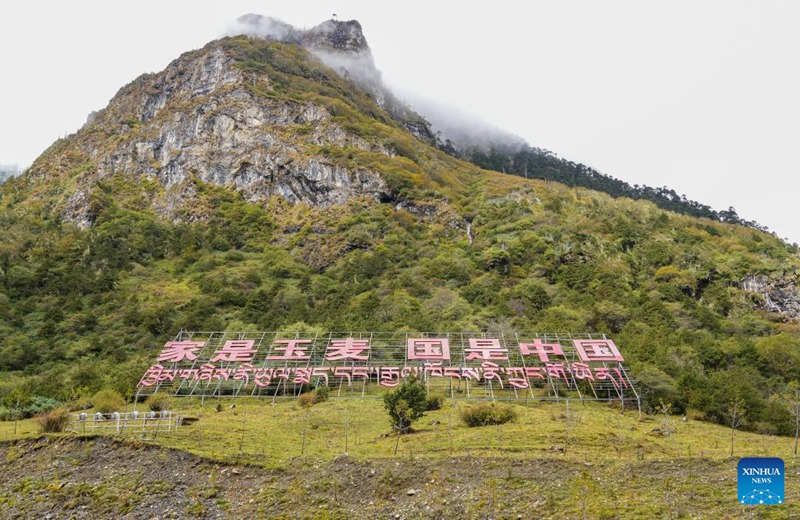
[383,377,428,434]
[727,397,746,457]
[756,334,800,380]
[784,381,800,456]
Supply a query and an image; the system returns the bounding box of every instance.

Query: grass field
[2,396,799,518]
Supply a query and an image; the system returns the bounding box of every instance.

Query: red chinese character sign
[407,338,449,360]
[210,341,256,362]
[137,332,639,407]
[326,338,370,361]
[157,341,204,363]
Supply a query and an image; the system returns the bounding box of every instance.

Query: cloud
[226,14,528,154]
[396,90,527,153]
[225,14,302,43]
[0,164,21,183]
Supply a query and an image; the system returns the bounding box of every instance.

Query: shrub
[22,396,62,418]
[460,402,518,427]
[297,392,315,408]
[426,394,445,411]
[64,397,93,413]
[37,408,71,433]
[146,392,171,412]
[315,385,330,402]
[383,377,428,433]
[297,387,330,408]
[91,389,125,414]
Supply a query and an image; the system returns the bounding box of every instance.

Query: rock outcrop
[28,37,400,227]
[21,17,449,227]
[742,274,800,320]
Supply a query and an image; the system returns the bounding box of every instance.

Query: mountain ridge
[0,165,18,185]
[1,18,800,438]
[14,17,768,233]
[20,35,455,227]
[238,16,771,233]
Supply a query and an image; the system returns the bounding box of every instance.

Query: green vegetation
[1,397,793,464]
[145,392,170,412]
[2,397,800,517]
[460,402,518,427]
[35,408,70,433]
[383,377,428,433]
[90,390,125,415]
[462,143,770,232]
[425,394,445,411]
[0,394,61,421]
[2,141,799,435]
[297,387,329,408]
[0,35,799,443]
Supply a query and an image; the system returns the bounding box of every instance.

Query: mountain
[1,18,800,436]
[231,15,755,230]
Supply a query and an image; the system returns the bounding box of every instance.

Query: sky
[1,1,798,242]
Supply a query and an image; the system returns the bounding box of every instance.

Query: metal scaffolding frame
[136,330,640,411]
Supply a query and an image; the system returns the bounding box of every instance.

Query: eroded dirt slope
[0,436,789,519]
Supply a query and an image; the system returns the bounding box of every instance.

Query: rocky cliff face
[742,274,800,320]
[303,19,370,53]
[27,39,401,227]
[21,18,449,227]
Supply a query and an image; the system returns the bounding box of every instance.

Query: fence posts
[74,411,179,437]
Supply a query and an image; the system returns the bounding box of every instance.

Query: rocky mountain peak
[24,37,413,227]
[227,15,434,143]
[19,16,438,228]
[229,15,369,56]
[230,16,380,90]
[302,19,368,53]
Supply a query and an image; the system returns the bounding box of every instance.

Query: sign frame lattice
[136,330,640,409]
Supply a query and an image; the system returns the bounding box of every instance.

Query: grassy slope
[2,148,800,435]
[1,37,800,517]
[1,398,798,518]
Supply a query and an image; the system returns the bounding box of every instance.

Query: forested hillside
[0,32,799,437]
[457,143,764,231]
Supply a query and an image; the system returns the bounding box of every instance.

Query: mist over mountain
[224,16,765,233]
[0,164,19,184]
[225,15,531,155]
[391,74,765,231]
[227,15,378,86]
[227,15,435,144]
